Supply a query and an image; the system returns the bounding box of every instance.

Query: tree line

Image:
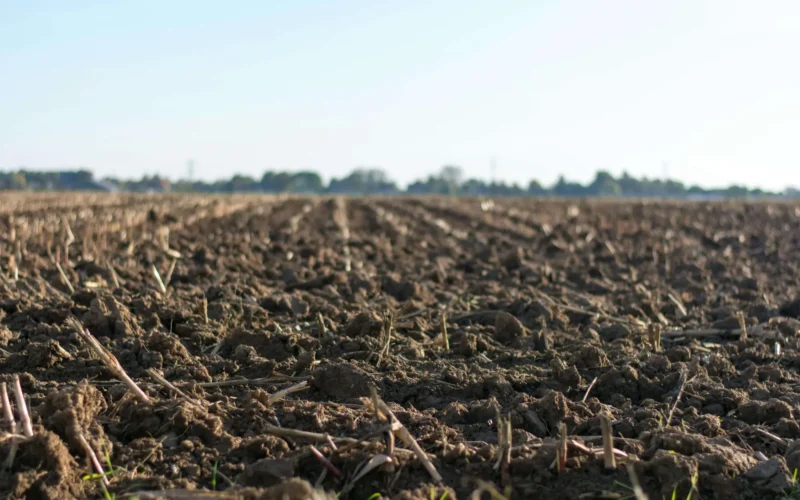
[1,167,796,199]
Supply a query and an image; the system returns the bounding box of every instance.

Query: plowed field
[2,194,800,500]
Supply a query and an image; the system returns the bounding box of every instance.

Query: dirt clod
[494,311,527,343]
[779,298,800,318]
[311,363,372,399]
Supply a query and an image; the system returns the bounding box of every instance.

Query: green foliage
[471,480,511,500]
[81,472,114,481]
[612,480,635,500]
[782,469,800,499]
[687,472,698,499]
[79,442,119,500]
[430,488,449,500]
[212,461,219,491]
[82,471,115,500]
[103,442,114,476]
[668,473,697,500]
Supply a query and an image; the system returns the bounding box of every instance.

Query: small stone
[743,457,793,493]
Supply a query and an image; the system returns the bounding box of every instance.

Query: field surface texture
[1,194,800,500]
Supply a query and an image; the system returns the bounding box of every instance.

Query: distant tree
[328,170,364,194]
[71,170,93,183]
[618,171,641,195]
[725,185,749,198]
[552,175,586,197]
[461,179,487,195]
[228,174,258,192]
[407,176,446,195]
[289,171,323,193]
[785,187,800,198]
[528,180,547,196]
[406,179,425,194]
[588,170,621,196]
[439,165,464,194]
[328,168,398,194]
[261,172,293,192]
[10,172,26,190]
[664,180,686,196]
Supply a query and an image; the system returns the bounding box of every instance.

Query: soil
[1,193,800,499]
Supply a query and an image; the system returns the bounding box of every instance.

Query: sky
[1,1,799,190]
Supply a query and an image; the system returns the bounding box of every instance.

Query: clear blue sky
[1,1,798,189]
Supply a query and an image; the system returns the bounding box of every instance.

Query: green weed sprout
[430,488,449,500]
[212,461,219,491]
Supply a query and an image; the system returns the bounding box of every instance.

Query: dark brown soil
[1,193,800,499]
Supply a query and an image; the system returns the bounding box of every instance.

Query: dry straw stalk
[68,318,150,404]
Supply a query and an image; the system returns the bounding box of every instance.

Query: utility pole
[187,159,195,182]
[490,156,497,185]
